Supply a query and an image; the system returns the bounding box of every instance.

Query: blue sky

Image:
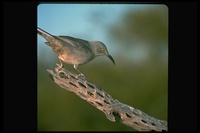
[37,4,148,37]
[37,4,167,65]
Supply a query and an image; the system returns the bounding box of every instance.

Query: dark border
[168,2,197,131]
[3,2,37,131]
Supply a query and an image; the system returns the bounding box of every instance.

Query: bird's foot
[76,73,85,79]
[56,63,64,69]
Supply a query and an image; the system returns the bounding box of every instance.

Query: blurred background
[37,4,168,131]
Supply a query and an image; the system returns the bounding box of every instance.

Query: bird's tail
[37,27,63,47]
[37,27,53,39]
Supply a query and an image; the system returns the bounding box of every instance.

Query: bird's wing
[56,36,92,51]
[37,27,92,51]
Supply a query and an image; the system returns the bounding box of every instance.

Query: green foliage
[110,5,168,46]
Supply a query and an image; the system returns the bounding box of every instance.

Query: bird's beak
[107,54,115,65]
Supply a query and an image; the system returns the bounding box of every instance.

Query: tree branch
[47,66,167,131]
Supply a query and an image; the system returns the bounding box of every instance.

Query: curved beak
[107,54,115,65]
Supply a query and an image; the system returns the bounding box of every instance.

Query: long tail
[37,27,53,40]
[37,27,64,47]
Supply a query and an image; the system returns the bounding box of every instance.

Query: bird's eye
[101,48,105,52]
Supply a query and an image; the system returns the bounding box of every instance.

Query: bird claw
[56,63,63,69]
[77,73,85,79]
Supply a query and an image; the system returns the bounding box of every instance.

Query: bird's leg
[74,64,85,77]
[56,59,64,69]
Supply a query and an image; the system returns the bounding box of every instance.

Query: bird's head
[90,41,115,65]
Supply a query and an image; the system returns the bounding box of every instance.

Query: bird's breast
[57,47,94,65]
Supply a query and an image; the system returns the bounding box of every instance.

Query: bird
[37,27,115,77]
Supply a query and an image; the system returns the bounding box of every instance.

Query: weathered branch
[47,66,167,131]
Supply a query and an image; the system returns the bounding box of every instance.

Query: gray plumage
[37,27,115,76]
